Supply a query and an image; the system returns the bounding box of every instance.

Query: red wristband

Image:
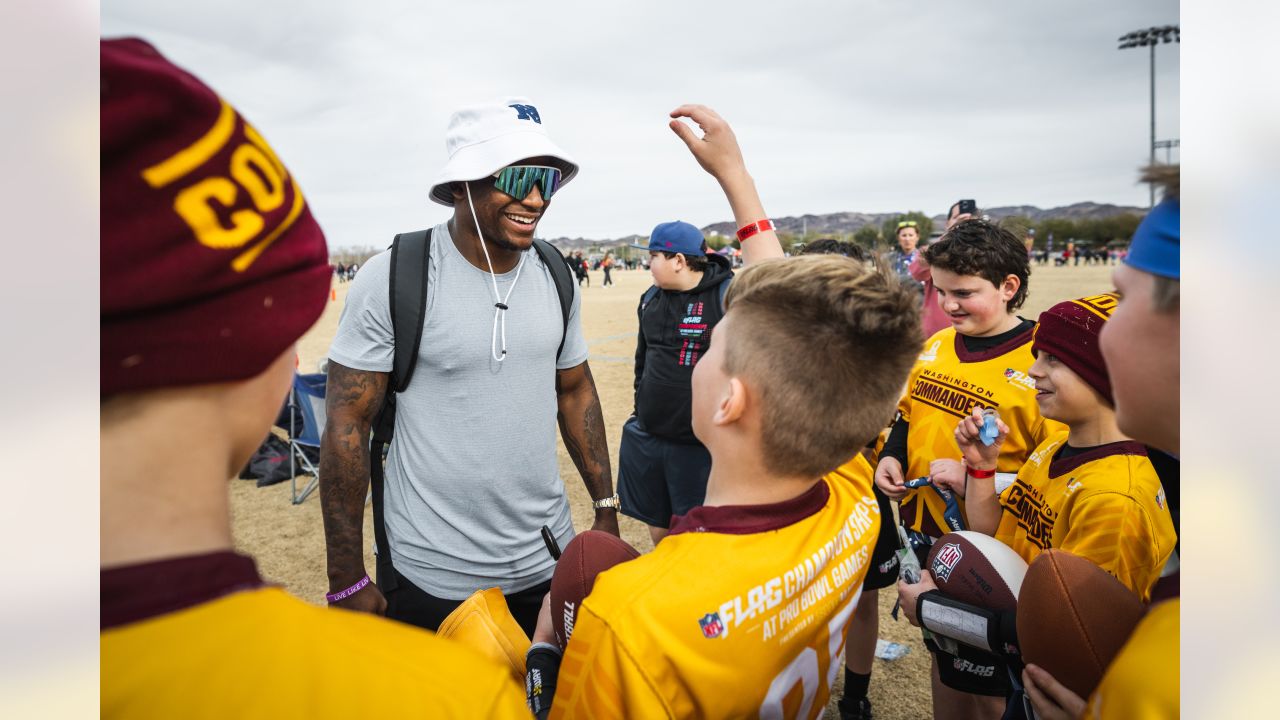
[966,466,996,479]
[736,219,775,241]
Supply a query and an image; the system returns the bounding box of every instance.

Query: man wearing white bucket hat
[321,98,618,636]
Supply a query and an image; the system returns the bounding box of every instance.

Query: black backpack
[368,228,576,591]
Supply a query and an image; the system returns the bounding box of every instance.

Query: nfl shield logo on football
[698,612,725,639]
[933,542,963,582]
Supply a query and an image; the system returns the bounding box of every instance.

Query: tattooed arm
[555,361,619,536]
[318,360,389,613]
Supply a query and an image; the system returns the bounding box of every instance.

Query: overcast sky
[102,0,1179,249]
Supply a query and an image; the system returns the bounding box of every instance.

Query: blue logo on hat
[509,104,542,124]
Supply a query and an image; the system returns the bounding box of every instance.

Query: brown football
[926,531,1027,612]
[1016,550,1147,698]
[549,530,640,649]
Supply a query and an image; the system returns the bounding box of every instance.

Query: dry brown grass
[231,258,1117,719]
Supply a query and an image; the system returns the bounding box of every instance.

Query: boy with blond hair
[523,105,923,719]
[800,239,897,720]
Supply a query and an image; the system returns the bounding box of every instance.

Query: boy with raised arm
[523,105,923,719]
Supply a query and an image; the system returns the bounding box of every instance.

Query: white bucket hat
[428,97,579,206]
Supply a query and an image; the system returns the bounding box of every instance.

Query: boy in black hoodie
[617,221,738,546]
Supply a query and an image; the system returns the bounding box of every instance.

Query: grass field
[230,258,1118,719]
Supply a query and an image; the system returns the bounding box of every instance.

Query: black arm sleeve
[880,415,909,468]
[526,644,562,720]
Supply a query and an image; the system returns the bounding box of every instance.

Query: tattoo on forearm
[558,362,614,500]
[318,361,388,587]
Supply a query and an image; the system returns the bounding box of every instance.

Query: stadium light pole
[1118,25,1180,208]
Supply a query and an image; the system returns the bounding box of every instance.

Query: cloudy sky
[102,0,1179,249]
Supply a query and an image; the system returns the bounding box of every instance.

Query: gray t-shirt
[328,222,588,598]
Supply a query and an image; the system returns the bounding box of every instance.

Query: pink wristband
[326,575,370,603]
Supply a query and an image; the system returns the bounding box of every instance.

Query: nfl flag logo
[698,612,725,639]
[933,542,963,582]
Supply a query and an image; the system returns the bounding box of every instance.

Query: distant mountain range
[548,201,1146,250]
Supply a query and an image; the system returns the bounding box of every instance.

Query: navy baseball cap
[631,220,708,255]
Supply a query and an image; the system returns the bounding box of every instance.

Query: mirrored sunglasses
[492,165,562,201]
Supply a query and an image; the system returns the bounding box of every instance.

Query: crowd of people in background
[331,261,359,282]
[329,228,1133,287]
[1035,244,1127,266]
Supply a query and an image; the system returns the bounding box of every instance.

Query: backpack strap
[532,239,575,361]
[369,228,432,594]
[717,274,733,313]
[640,284,661,313]
[389,229,433,393]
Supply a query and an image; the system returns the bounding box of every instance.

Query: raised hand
[954,407,1007,471]
[667,104,748,184]
[667,104,783,264]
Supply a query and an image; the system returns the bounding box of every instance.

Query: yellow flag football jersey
[898,324,1063,537]
[1083,599,1179,719]
[551,474,882,719]
[829,452,876,494]
[995,433,1176,602]
[102,554,528,719]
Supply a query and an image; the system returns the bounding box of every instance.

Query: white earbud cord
[466,182,525,362]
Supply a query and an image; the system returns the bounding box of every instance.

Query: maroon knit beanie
[1031,293,1119,405]
[101,38,331,396]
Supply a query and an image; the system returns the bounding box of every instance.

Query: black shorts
[862,484,901,590]
[383,567,551,639]
[926,635,1012,697]
[617,416,712,528]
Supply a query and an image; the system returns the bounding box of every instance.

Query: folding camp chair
[288,373,327,504]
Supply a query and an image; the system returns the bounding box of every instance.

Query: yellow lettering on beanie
[141,100,237,188]
[140,99,304,272]
[174,177,265,249]
[231,143,284,213]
